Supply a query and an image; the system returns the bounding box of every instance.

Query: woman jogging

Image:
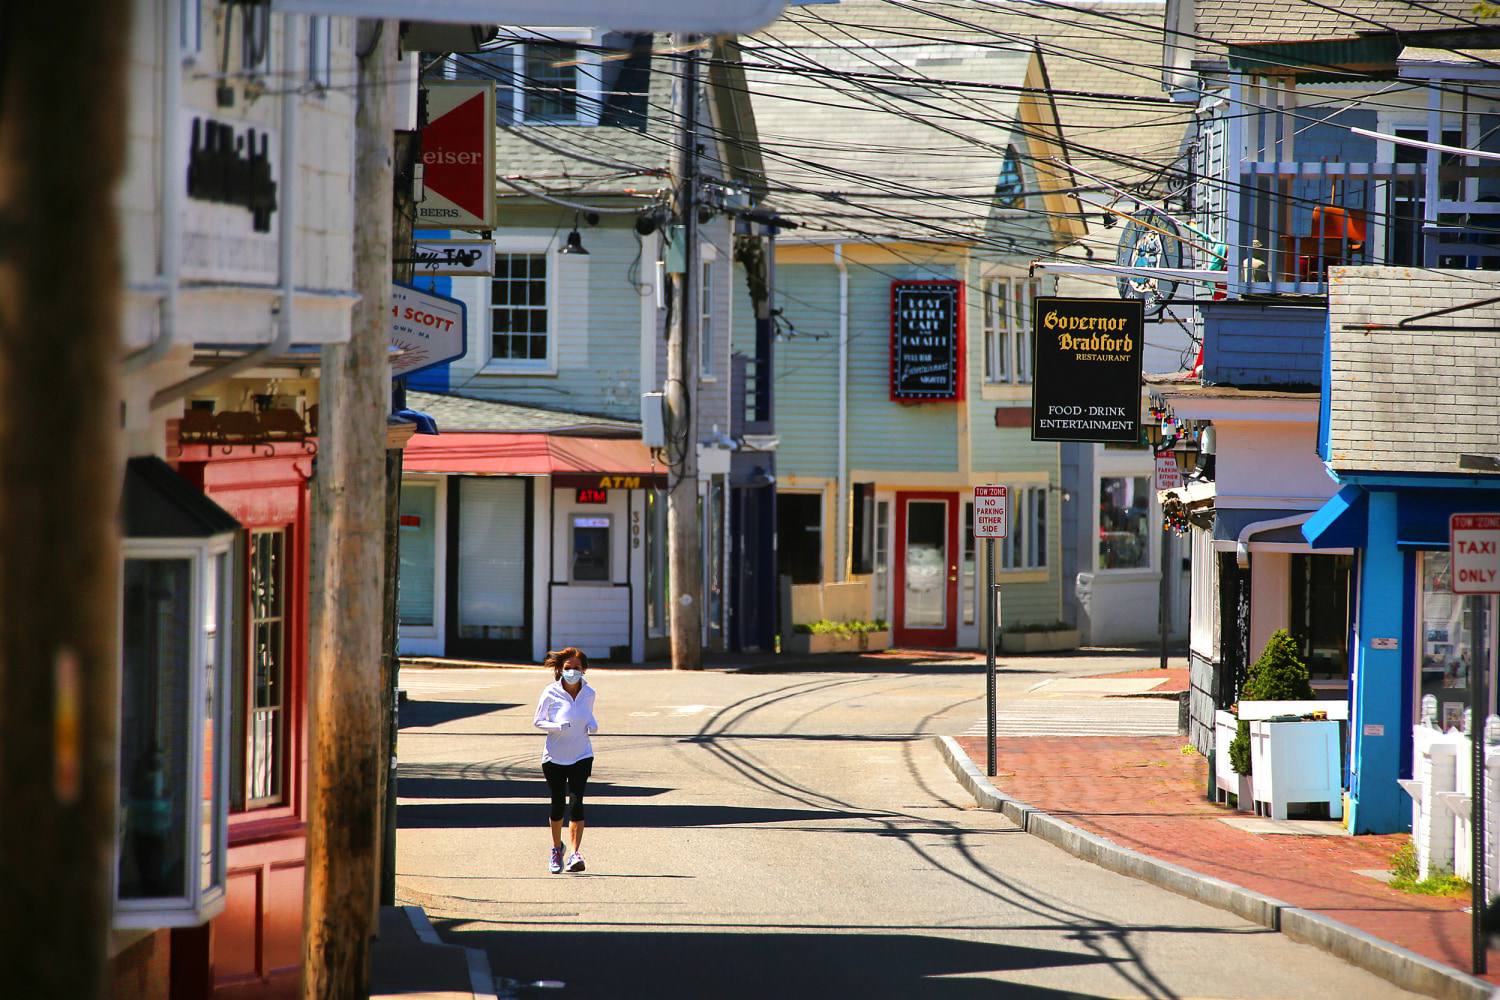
[534,647,598,873]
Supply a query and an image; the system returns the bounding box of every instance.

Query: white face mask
[562,668,583,684]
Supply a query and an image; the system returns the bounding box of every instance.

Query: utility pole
[381,127,422,906]
[303,18,394,1000]
[667,35,702,670]
[0,3,130,997]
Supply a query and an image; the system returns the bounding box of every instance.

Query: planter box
[1248,718,1342,820]
[1214,710,1254,810]
[784,630,891,655]
[999,629,1081,654]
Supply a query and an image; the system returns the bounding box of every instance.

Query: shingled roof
[740,1,1189,242]
[1195,0,1487,46]
[1325,267,1500,475]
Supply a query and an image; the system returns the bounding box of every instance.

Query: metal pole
[986,536,997,777]
[1160,515,1171,670]
[1472,592,1488,976]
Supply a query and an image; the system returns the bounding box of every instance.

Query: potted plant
[1227,629,1315,775]
[998,620,1081,654]
[784,619,891,655]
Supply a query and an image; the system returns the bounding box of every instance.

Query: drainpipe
[1236,511,1313,569]
[153,14,297,410]
[834,242,849,582]
[125,0,183,373]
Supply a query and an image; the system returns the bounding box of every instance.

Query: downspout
[125,0,183,373]
[153,14,297,410]
[1236,512,1313,569]
[834,242,848,582]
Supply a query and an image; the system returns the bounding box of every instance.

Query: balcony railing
[1226,160,1500,295]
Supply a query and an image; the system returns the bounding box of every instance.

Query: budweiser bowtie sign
[418,82,495,231]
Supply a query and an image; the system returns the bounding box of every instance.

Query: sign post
[974,486,1008,777]
[1449,512,1500,976]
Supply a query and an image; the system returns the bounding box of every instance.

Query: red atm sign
[1450,514,1500,593]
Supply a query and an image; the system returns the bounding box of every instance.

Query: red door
[893,491,959,648]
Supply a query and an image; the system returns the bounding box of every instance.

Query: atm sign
[577,488,608,504]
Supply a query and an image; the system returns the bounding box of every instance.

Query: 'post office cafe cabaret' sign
[1030,297,1144,444]
[890,280,963,401]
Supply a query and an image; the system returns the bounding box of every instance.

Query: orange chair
[1292,205,1368,281]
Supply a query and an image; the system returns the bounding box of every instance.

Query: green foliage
[1387,841,1470,896]
[1228,630,1315,775]
[1242,629,1315,702]
[1228,720,1252,775]
[793,619,888,637]
[999,620,1073,634]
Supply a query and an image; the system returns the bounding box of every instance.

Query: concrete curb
[936,735,1493,1000]
[401,905,499,1000]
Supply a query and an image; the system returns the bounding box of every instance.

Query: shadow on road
[398,700,522,729]
[443,924,1124,1000]
[399,800,889,830]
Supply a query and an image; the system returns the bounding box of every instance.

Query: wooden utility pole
[0,3,129,997]
[667,36,702,670]
[303,18,395,999]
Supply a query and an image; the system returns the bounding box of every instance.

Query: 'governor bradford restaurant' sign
[1031,297,1144,443]
[890,280,962,401]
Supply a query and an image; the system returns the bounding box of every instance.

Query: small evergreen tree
[1228,629,1315,775]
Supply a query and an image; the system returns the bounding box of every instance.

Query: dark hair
[544,647,589,681]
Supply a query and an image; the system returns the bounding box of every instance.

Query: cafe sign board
[1031,297,1144,444]
[890,280,963,401]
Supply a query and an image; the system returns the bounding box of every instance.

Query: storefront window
[646,490,667,637]
[398,484,438,628]
[1099,476,1150,570]
[1420,551,1473,731]
[872,501,890,623]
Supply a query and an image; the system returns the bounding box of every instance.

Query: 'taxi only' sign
[1450,514,1500,594]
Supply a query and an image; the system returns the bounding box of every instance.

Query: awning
[1303,484,1368,549]
[402,432,663,481]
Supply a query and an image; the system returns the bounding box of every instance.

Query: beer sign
[1031,297,1144,443]
[891,280,963,401]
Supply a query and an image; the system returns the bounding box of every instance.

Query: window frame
[483,238,560,374]
[307,15,332,92]
[241,0,271,79]
[983,276,1038,385]
[1096,474,1154,572]
[1000,484,1048,572]
[506,36,604,127]
[115,535,234,930]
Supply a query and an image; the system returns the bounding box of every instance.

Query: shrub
[1228,629,1315,775]
[1387,841,1470,896]
[793,619,888,637]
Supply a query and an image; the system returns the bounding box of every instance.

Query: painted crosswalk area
[963,697,1180,738]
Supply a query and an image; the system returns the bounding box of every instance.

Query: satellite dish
[1115,207,1186,317]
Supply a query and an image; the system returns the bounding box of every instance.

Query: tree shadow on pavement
[444,924,1128,1000]
[398,800,883,831]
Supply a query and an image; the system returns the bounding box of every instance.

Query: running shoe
[565,851,585,873]
[549,846,564,874]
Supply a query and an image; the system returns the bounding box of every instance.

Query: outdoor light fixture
[1459,454,1500,472]
[559,213,591,255]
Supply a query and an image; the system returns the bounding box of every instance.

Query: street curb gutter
[936,736,1492,1000]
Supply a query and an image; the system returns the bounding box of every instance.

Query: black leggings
[542,757,594,823]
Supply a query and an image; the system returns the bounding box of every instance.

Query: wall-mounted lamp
[559,227,588,255]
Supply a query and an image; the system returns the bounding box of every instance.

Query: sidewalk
[945,666,1497,1000]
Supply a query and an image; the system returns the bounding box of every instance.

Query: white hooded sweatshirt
[534,679,598,765]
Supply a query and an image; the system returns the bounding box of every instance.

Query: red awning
[402,433,661,478]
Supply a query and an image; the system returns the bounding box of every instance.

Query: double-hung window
[1001,485,1048,571]
[983,277,1038,384]
[524,44,579,121]
[490,251,551,367]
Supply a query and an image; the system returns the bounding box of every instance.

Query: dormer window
[995,145,1024,209]
[524,44,578,121]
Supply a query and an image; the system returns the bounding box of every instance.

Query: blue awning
[1303,485,1368,548]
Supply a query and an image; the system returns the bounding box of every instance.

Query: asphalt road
[393,657,1427,1000]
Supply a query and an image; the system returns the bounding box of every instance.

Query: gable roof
[740,1,1189,244]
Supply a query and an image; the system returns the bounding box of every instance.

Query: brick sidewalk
[956,668,1496,986]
